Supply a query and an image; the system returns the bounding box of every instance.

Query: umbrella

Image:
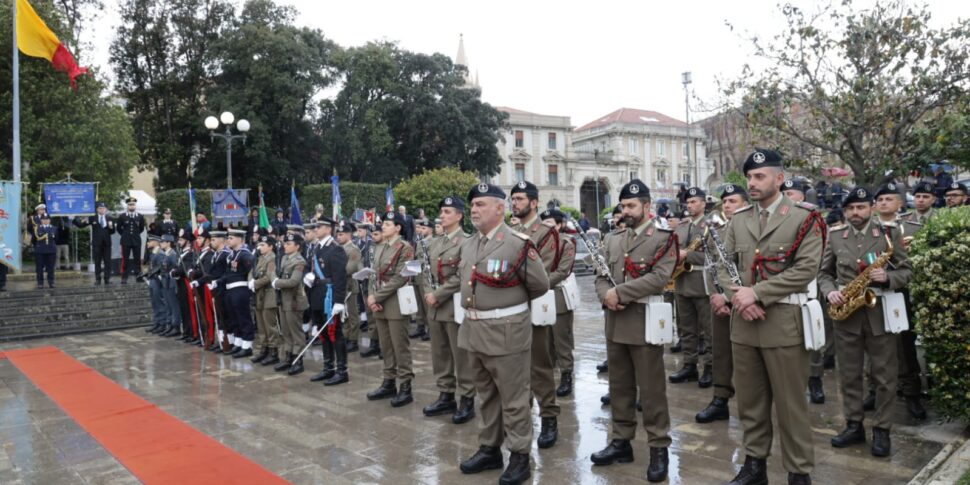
[822,167,852,177]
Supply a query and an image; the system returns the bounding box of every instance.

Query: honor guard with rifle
[189,230,217,348]
[199,230,231,352]
[420,196,474,424]
[336,221,363,353]
[510,180,561,450]
[272,233,309,373]
[158,235,182,337]
[222,229,256,358]
[250,234,281,365]
[172,231,200,342]
[302,222,319,337]
[306,217,350,385]
[541,208,578,398]
[144,235,166,333]
[820,187,911,458]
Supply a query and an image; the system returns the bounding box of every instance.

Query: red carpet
[4,346,289,485]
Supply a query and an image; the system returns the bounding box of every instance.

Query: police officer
[144,236,166,332]
[172,231,198,342]
[421,196,474,423]
[223,228,256,358]
[250,234,281,364]
[158,234,182,337]
[510,180,561,449]
[336,221,363,353]
[306,217,349,384]
[157,208,179,237]
[200,230,231,352]
[590,179,677,483]
[73,202,114,285]
[711,149,824,485]
[116,197,146,284]
[456,183,549,485]
[33,213,58,289]
[273,233,309,372]
[540,208,578,398]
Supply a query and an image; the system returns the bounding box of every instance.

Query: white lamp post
[204,112,250,189]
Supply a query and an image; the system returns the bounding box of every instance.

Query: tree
[906,102,970,172]
[723,0,970,185]
[394,167,481,218]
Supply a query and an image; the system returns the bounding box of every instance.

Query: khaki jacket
[368,237,415,320]
[251,252,277,310]
[276,252,308,312]
[427,229,469,322]
[551,235,576,314]
[674,216,710,298]
[343,241,362,295]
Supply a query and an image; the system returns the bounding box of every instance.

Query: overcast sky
[82,0,969,128]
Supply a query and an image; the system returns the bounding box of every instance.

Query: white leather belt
[838,285,887,296]
[635,295,665,304]
[465,303,529,320]
[226,282,248,290]
[778,292,811,305]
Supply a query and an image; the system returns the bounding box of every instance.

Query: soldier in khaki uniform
[250,235,281,364]
[272,233,309,372]
[944,181,968,207]
[366,212,417,407]
[669,187,713,387]
[336,221,363,353]
[696,184,748,423]
[590,179,677,483]
[821,187,911,458]
[421,196,476,424]
[711,150,824,485]
[539,208,578,398]
[509,180,561,449]
[359,225,384,359]
[410,220,434,341]
[456,183,549,485]
[597,205,624,381]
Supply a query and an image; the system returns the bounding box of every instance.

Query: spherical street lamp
[220,111,235,125]
[204,111,251,189]
[204,116,219,130]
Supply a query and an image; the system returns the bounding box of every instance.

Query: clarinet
[564,215,616,287]
[419,237,438,290]
[707,220,743,287]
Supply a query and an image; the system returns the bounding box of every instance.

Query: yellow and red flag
[16,0,88,89]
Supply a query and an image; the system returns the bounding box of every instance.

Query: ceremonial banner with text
[0,182,23,271]
[211,189,249,226]
[43,182,97,216]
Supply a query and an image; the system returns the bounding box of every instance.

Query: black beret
[258,234,277,245]
[540,208,565,222]
[510,180,539,199]
[686,187,706,199]
[720,184,748,199]
[946,182,968,195]
[912,181,935,195]
[283,233,304,243]
[782,179,806,194]
[336,220,355,233]
[742,149,784,175]
[612,205,622,215]
[467,183,506,202]
[875,182,902,198]
[619,179,650,200]
[384,211,405,228]
[843,187,874,207]
[439,195,465,211]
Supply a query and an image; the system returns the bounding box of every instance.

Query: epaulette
[881,221,898,229]
[512,231,530,240]
[829,224,849,232]
[795,201,818,211]
[612,228,628,235]
[898,211,913,218]
[733,205,754,214]
[904,220,923,227]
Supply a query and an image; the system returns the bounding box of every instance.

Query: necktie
[478,236,488,253]
[759,210,769,233]
[100,215,105,228]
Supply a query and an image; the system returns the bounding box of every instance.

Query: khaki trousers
[376,316,413,382]
[836,316,898,429]
[429,318,475,397]
[256,308,281,353]
[469,348,532,453]
[343,285,361,342]
[711,312,734,399]
[280,309,304,356]
[809,300,835,378]
[531,325,559,418]
[607,340,671,448]
[676,294,712,366]
[733,342,814,474]
[550,311,575,373]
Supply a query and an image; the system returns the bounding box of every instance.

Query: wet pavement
[0,275,963,484]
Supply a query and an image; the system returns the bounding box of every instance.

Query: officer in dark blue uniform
[223,228,256,358]
[116,197,146,283]
[33,213,58,289]
[158,234,183,337]
[199,230,231,352]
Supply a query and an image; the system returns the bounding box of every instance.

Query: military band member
[410,220,434,341]
[590,180,676,483]
[273,233,309,371]
[158,235,182,337]
[943,181,968,207]
[509,180,561,449]
[905,181,937,224]
[336,221,363,353]
[819,187,911,458]
[366,212,417,407]
[172,231,199,342]
[421,196,475,424]
[457,183,549,485]
[117,197,146,284]
[359,225,384,359]
[696,184,748,423]
[597,204,625,377]
[711,149,824,485]
[669,187,713,387]
[222,228,256,358]
[540,208,578,398]
[302,221,319,336]
[306,217,350,385]
[250,235,281,364]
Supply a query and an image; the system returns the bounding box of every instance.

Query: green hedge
[910,205,970,422]
[301,182,387,218]
[155,189,214,225]
[394,167,481,219]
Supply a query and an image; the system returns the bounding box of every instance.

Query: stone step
[0,289,151,308]
[0,314,152,341]
[0,285,149,301]
[4,296,151,315]
[0,319,152,342]
[2,305,154,326]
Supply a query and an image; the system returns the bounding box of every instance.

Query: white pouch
[397,285,418,316]
[453,292,465,325]
[531,290,556,326]
[801,299,825,351]
[645,300,674,345]
[806,278,818,300]
[882,292,909,334]
[561,273,580,311]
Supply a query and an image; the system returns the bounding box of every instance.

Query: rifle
[185,245,206,347]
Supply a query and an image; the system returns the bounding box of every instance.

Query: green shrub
[910,205,970,422]
[395,167,481,218]
[559,205,581,221]
[301,182,386,219]
[155,189,214,224]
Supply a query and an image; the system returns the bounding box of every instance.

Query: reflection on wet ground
[1,276,963,484]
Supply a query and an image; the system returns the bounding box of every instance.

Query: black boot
[261,350,280,366]
[255,348,275,365]
[452,396,476,424]
[419,326,430,341]
[367,379,396,400]
[646,447,668,483]
[863,390,876,411]
[830,420,866,448]
[556,371,573,397]
[906,396,927,420]
[727,455,768,485]
[408,325,422,339]
[162,326,180,337]
[669,341,682,353]
[596,360,609,373]
[788,472,812,485]
[423,392,457,417]
[324,338,349,386]
[808,376,825,404]
[207,340,222,352]
[360,341,381,358]
[695,396,730,423]
[668,363,698,383]
[871,427,891,457]
[287,356,305,375]
[537,417,558,449]
[146,323,161,333]
[345,340,359,353]
[310,340,336,382]
[591,439,633,465]
[231,346,253,359]
[274,352,293,372]
[499,452,530,485]
[250,347,269,364]
[600,393,611,405]
[390,381,413,407]
[698,365,713,388]
[459,445,503,474]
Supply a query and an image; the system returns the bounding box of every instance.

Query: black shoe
[906,396,927,420]
[830,420,866,448]
[162,326,179,337]
[287,357,305,375]
[360,344,381,358]
[600,393,611,405]
[823,354,835,369]
[499,452,530,485]
[232,347,252,359]
[591,439,633,465]
[323,372,348,386]
[179,334,193,342]
[728,455,768,485]
[669,363,698,383]
[367,379,397,400]
[808,377,825,404]
[871,427,891,457]
[788,472,812,485]
[596,360,609,373]
[423,392,457,417]
[261,351,280,366]
[274,353,293,372]
[863,391,876,411]
[459,445,503,474]
[390,381,413,407]
[537,417,558,449]
[637,400,643,412]
[695,397,730,423]
[121,279,128,285]
[310,368,335,382]
[408,327,422,339]
[187,338,201,345]
[252,348,272,365]
[669,342,682,353]
[420,329,430,341]
[207,341,222,352]
[452,396,476,424]
[556,371,573,397]
[698,365,713,388]
[345,341,359,353]
[646,447,668,482]
[146,324,161,334]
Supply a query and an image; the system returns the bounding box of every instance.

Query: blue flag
[331,174,342,220]
[290,186,302,225]
[385,184,394,213]
[0,181,23,272]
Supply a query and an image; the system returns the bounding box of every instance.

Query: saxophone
[828,225,894,321]
[665,224,709,291]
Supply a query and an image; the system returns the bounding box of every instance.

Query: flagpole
[13,0,21,183]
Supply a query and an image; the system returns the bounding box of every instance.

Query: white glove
[303,272,315,287]
[144,279,150,287]
[190,280,199,288]
[271,278,279,289]
[331,303,345,316]
[247,279,255,292]
[208,281,217,290]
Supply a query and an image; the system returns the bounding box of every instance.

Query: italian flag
[16,0,89,89]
